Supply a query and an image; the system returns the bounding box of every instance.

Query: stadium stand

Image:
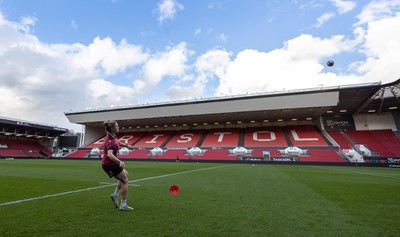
[0,139,52,158]
[165,130,204,148]
[0,148,28,158]
[117,132,146,146]
[327,131,353,149]
[249,149,283,158]
[66,149,90,158]
[64,79,400,164]
[65,126,400,162]
[200,128,240,148]
[194,149,235,160]
[344,130,400,157]
[244,127,288,147]
[121,149,152,159]
[133,131,174,148]
[85,132,146,149]
[0,117,68,158]
[299,149,346,162]
[85,137,106,148]
[153,149,190,160]
[287,126,330,147]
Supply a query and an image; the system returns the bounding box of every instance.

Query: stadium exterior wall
[393,111,400,131]
[353,113,397,131]
[83,126,104,147]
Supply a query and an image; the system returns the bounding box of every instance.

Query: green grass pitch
[0,159,399,236]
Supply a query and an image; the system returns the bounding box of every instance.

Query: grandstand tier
[165,130,203,148]
[66,127,400,162]
[133,131,174,148]
[200,128,240,148]
[287,126,330,147]
[344,130,400,157]
[327,131,353,149]
[123,149,152,159]
[193,149,235,161]
[66,149,90,158]
[0,139,51,158]
[244,127,288,147]
[152,150,190,160]
[299,150,346,162]
[63,79,400,164]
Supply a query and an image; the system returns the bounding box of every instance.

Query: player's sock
[113,187,120,196]
[121,199,127,207]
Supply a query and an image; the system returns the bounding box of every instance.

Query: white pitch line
[0,164,233,207]
[0,184,113,207]
[127,164,233,184]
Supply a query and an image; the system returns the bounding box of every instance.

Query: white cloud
[299,1,323,11]
[330,0,357,14]
[214,4,400,96]
[0,87,36,119]
[217,33,227,42]
[356,13,400,82]
[215,34,361,96]
[166,49,231,100]
[86,79,135,107]
[195,49,231,80]
[349,0,400,82]
[0,13,38,50]
[133,42,192,94]
[313,1,356,28]
[72,37,148,75]
[21,16,37,28]
[71,19,78,30]
[208,2,223,9]
[315,12,335,28]
[194,28,201,36]
[355,0,400,25]
[0,13,149,129]
[167,83,202,100]
[157,0,184,24]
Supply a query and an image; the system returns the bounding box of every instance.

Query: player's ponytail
[104,120,117,133]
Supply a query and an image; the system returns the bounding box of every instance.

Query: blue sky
[0,0,399,130]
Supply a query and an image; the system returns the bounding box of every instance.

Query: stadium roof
[65,79,400,130]
[0,116,68,139]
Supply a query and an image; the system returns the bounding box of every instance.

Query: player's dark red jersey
[102,133,119,166]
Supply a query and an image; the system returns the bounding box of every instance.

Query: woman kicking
[102,120,134,211]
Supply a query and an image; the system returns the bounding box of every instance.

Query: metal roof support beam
[390,88,400,103]
[353,89,381,115]
[378,89,385,114]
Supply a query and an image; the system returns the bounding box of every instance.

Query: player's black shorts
[102,164,123,178]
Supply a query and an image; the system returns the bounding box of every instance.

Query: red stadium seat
[327,131,352,148]
[153,150,190,160]
[85,132,146,148]
[0,139,51,158]
[287,126,329,147]
[299,149,346,162]
[165,130,203,148]
[133,131,174,148]
[66,149,90,158]
[244,127,288,147]
[200,128,240,148]
[344,130,400,157]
